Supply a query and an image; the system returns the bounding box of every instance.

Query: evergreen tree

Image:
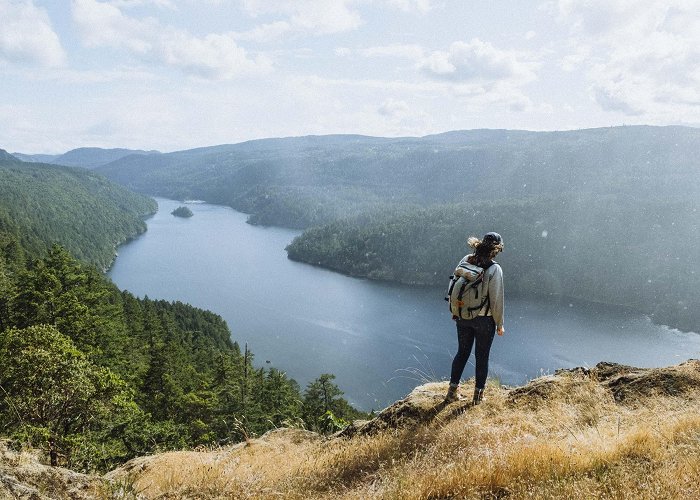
[0,324,143,470]
[260,368,303,428]
[9,245,121,359]
[0,242,362,469]
[303,374,348,433]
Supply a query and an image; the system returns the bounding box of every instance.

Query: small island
[171,206,193,218]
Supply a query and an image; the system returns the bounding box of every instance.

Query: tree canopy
[0,239,363,471]
[0,156,156,270]
[94,126,700,331]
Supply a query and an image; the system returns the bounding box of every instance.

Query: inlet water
[109,198,700,410]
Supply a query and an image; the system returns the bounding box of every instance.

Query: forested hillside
[0,244,362,472]
[0,158,365,471]
[96,126,700,227]
[95,126,700,331]
[286,197,699,331]
[0,153,156,270]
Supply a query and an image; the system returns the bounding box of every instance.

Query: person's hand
[497,326,505,336]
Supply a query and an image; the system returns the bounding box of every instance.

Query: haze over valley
[2,2,700,496]
[80,126,700,332]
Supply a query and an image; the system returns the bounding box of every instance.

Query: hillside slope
[95,126,700,227]
[0,154,156,269]
[1,443,101,499]
[101,359,700,499]
[91,127,700,331]
[13,147,160,169]
[4,360,699,498]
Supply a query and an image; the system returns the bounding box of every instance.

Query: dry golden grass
[106,364,700,499]
[1,440,105,499]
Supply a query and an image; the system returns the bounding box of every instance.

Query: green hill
[51,147,160,169]
[0,154,157,270]
[94,126,700,331]
[0,149,18,162]
[13,147,160,169]
[0,245,347,472]
[96,126,700,226]
[0,162,363,472]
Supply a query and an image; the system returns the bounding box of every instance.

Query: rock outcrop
[342,359,700,437]
[0,442,101,499]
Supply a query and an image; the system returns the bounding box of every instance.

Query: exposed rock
[592,359,700,402]
[106,427,322,485]
[0,442,102,499]
[344,360,700,437]
[339,382,454,437]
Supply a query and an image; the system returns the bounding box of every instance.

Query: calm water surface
[109,198,700,410]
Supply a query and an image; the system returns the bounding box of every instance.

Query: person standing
[445,232,504,405]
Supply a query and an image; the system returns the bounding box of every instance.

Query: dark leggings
[449,316,496,389]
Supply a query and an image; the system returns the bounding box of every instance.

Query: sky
[1,0,699,154]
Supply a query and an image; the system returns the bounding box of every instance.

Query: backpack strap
[476,262,497,317]
[465,296,490,316]
[455,279,469,318]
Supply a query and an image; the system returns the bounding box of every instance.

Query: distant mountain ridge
[91,125,700,332]
[0,149,19,162]
[12,147,160,169]
[8,127,698,330]
[95,125,700,225]
[11,152,59,163]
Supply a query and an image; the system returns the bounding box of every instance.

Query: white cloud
[106,0,175,8]
[525,30,537,40]
[385,0,435,13]
[420,39,538,84]
[557,0,700,118]
[231,21,292,43]
[335,47,352,57]
[237,0,439,41]
[71,0,272,79]
[28,66,159,84]
[560,46,590,72]
[72,0,156,53]
[159,31,272,79]
[374,98,433,137]
[361,43,425,60]
[240,0,362,37]
[592,84,644,116]
[451,81,535,112]
[302,74,535,116]
[332,43,425,60]
[0,1,66,67]
[378,98,410,117]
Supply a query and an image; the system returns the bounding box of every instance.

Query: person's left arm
[488,264,505,334]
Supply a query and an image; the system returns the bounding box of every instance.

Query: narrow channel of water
[108,198,700,410]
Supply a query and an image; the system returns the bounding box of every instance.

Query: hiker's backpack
[445,257,494,320]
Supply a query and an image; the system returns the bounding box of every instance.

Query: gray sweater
[457,254,504,328]
[484,263,505,329]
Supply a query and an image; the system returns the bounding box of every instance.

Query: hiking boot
[444,384,460,403]
[472,388,484,405]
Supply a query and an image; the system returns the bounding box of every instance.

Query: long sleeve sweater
[485,263,505,329]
